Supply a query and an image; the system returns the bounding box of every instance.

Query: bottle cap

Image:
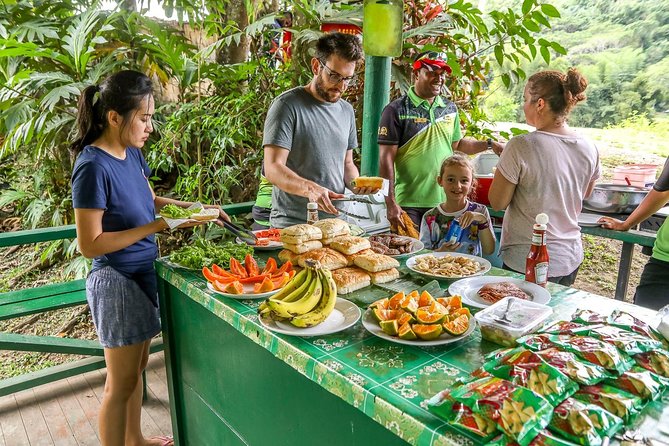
[534,213,549,230]
[307,202,318,210]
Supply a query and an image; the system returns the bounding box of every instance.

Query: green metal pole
[360,55,391,177]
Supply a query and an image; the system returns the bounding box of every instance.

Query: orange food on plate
[222,281,244,294]
[253,277,275,293]
[255,238,270,246]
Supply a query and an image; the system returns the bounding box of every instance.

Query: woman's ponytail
[70,85,102,156]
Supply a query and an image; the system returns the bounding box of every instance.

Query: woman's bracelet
[478,222,490,230]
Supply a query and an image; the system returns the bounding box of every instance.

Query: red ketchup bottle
[525,213,549,287]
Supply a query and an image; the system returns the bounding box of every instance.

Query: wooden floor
[0,352,173,446]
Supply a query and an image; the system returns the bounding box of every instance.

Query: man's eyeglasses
[318,60,358,86]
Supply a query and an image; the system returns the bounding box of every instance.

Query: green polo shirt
[378,87,462,207]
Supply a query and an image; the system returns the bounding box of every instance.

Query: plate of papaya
[361,290,476,346]
[202,254,295,299]
[236,229,283,250]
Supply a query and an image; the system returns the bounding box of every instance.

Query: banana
[290,268,338,328]
[268,268,310,302]
[268,269,322,318]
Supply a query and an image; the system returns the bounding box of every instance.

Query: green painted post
[360,55,391,177]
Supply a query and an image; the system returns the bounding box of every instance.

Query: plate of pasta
[406,252,491,280]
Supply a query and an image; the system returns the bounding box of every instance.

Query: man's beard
[314,73,342,103]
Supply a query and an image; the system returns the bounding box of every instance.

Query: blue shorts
[86,266,161,348]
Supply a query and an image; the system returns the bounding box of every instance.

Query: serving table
[156,259,669,446]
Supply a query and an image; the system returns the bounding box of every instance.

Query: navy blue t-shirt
[71,146,158,276]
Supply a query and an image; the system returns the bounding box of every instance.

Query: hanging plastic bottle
[363,0,403,57]
[525,213,550,287]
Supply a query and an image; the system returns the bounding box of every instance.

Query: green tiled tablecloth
[156,258,669,445]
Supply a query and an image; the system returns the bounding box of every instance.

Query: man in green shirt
[378,52,504,230]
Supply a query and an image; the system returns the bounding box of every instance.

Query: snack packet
[549,397,623,446]
[518,333,557,351]
[487,430,577,446]
[535,348,614,386]
[605,366,668,401]
[587,324,663,355]
[483,349,579,406]
[633,349,669,378]
[538,335,633,374]
[608,309,669,349]
[572,309,608,325]
[542,320,594,335]
[427,391,498,440]
[573,384,643,422]
[450,376,553,446]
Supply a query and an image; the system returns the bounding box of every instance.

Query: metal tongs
[222,220,258,245]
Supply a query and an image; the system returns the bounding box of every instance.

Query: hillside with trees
[483,0,669,128]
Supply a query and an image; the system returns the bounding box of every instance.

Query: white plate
[207,281,280,300]
[368,234,425,259]
[258,299,361,336]
[406,252,492,280]
[578,213,605,227]
[235,230,283,251]
[448,276,552,309]
[361,309,476,346]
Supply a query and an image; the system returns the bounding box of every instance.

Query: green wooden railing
[0,201,254,396]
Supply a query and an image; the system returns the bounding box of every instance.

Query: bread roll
[342,248,374,266]
[313,219,350,239]
[368,268,400,284]
[282,240,323,254]
[329,236,371,255]
[352,176,384,189]
[353,252,400,272]
[278,249,299,264]
[331,267,371,294]
[279,224,322,244]
[297,248,348,270]
[190,208,219,221]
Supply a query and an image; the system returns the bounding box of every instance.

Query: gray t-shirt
[263,87,357,228]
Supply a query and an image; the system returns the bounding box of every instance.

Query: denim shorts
[86,266,161,348]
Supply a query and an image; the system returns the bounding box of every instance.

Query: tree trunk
[119,0,137,12]
[216,0,255,65]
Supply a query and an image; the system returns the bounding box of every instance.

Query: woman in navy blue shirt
[71,70,229,446]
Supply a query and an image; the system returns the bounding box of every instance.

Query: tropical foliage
[484,0,669,128]
[0,0,565,278]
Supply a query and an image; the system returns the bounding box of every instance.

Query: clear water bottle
[306,202,319,225]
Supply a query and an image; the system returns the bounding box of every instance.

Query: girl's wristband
[478,222,490,230]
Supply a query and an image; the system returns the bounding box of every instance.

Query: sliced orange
[413,323,443,340]
[388,292,406,310]
[418,290,435,307]
[443,314,470,336]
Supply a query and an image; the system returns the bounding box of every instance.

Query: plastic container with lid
[613,164,658,188]
[475,296,552,347]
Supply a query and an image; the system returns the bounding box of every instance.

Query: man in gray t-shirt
[263,32,377,228]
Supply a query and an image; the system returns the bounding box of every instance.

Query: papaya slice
[398,322,417,340]
[415,308,446,324]
[229,257,248,278]
[413,323,443,340]
[270,272,290,291]
[223,281,244,295]
[245,254,260,277]
[253,277,275,294]
[443,314,470,336]
[202,267,228,283]
[262,257,278,275]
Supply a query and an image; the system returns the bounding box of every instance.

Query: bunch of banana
[258,261,338,328]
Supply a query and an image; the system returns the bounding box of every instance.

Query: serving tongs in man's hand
[334,196,376,205]
[222,220,258,245]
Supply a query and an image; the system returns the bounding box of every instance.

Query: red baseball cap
[412,51,452,74]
